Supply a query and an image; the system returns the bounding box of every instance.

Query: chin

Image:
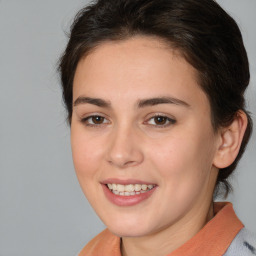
[109,227,150,238]
[105,218,156,238]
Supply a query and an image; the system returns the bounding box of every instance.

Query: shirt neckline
[79,202,243,256]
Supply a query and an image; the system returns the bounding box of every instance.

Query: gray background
[0,0,255,255]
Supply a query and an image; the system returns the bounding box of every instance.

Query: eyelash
[80,114,176,128]
[81,115,110,127]
[145,114,176,128]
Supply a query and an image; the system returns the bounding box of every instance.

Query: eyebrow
[73,97,111,108]
[73,96,190,108]
[137,96,190,108]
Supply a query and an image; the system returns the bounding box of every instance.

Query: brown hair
[58,0,253,196]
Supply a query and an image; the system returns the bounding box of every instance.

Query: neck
[121,201,214,256]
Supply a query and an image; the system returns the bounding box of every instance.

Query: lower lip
[101,184,157,206]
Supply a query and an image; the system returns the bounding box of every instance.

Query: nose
[106,125,144,168]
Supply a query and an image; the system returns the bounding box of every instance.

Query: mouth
[106,183,156,196]
[101,179,157,206]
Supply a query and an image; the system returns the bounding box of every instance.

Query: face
[71,36,220,238]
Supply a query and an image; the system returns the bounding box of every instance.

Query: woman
[59,0,255,255]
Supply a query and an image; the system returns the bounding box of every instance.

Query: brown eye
[154,116,168,125]
[91,116,105,124]
[82,115,109,126]
[147,115,176,127]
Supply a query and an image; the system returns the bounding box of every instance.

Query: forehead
[73,36,208,110]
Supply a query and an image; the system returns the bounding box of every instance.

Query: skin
[70,36,245,256]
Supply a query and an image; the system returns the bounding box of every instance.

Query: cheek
[70,128,107,205]
[147,134,217,217]
[148,130,216,187]
[71,126,104,180]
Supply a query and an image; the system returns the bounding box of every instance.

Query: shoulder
[224,227,256,256]
[78,229,121,256]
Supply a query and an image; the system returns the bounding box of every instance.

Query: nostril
[107,159,141,168]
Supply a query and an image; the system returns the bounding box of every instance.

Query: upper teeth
[107,183,154,193]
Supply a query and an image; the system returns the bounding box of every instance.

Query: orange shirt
[79,202,243,256]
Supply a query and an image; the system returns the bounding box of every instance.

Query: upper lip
[101,178,156,185]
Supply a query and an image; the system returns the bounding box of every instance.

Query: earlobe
[213,111,248,169]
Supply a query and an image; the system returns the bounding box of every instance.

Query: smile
[102,181,157,206]
[107,183,156,196]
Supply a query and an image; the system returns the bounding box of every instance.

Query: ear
[213,110,248,169]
